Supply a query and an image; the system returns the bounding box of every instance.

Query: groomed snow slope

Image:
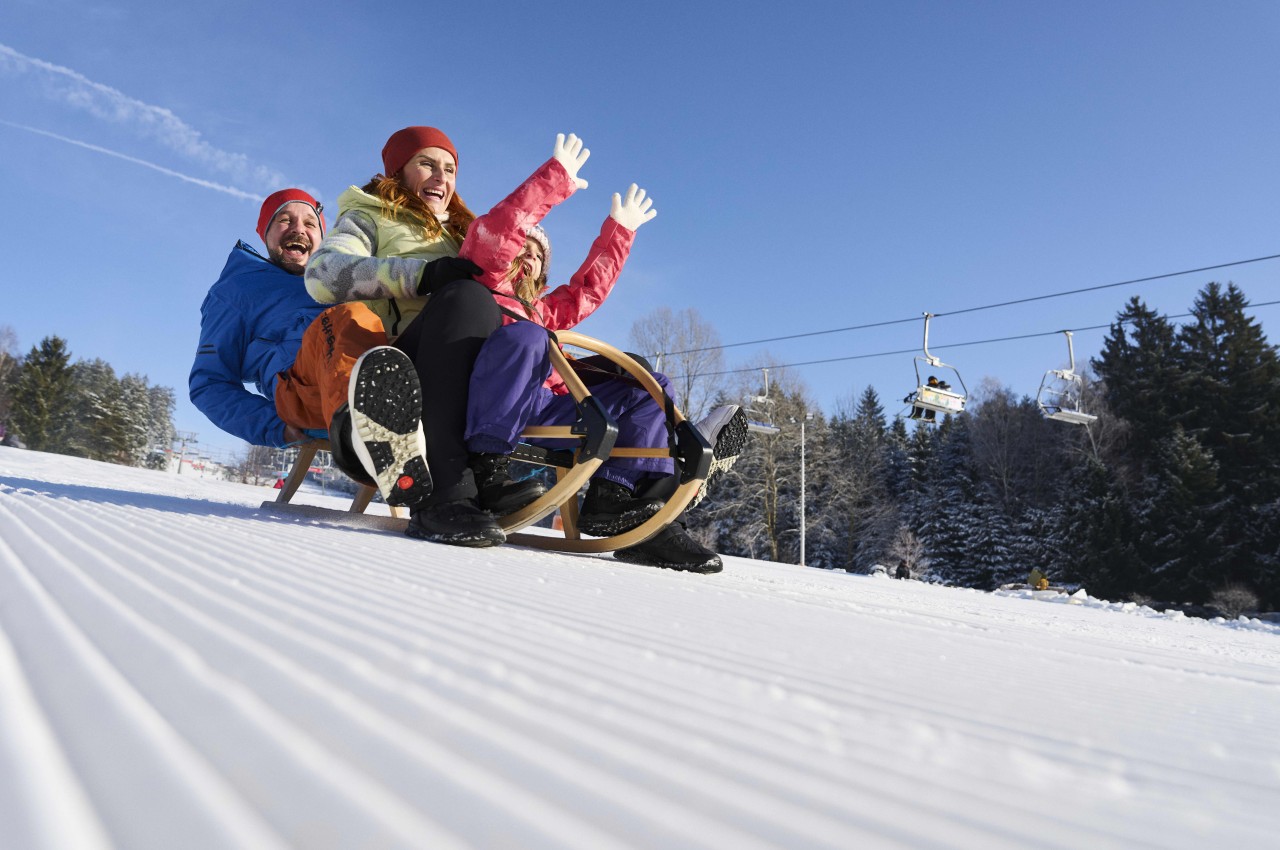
[2,447,1278,849]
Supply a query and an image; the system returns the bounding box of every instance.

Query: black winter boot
[406,498,505,547]
[347,346,432,509]
[577,478,665,537]
[468,452,546,515]
[327,404,375,487]
[614,521,723,573]
[690,405,748,507]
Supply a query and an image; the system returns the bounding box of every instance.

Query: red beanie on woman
[381,126,459,178]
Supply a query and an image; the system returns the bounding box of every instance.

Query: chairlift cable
[684,299,1280,379]
[663,252,1280,357]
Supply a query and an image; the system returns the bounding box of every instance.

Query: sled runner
[261,331,713,553]
[263,440,408,531]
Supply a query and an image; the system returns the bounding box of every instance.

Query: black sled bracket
[674,420,712,484]
[572,395,619,463]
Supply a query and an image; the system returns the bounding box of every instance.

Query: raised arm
[537,183,657,330]
[459,133,588,287]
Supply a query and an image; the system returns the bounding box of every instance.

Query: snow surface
[2,447,1279,850]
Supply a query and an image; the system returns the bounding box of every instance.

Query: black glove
[417,256,482,296]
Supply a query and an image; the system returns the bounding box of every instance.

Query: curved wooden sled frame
[503,331,711,553]
[261,331,713,552]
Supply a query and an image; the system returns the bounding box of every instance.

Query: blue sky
[3,1,1279,460]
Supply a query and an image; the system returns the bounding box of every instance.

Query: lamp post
[791,413,814,567]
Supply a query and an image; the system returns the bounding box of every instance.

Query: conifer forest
[686,282,1280,614]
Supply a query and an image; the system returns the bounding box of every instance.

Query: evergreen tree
[1138,426,1231,605]
[118,373,153,465]
[917,415,984,586]
[1093,297,1180,466]
[0,325,20,432]
[9,336,77,452]
[1174,282,1280,501]
[1250,498,1280,608]
[70,358,129,461]
[1011,505,1061,585]
[1056,459,1145,601]
[145,384,177,469]
[823,387,898,571]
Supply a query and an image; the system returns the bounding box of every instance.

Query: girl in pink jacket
[458,138,722,572]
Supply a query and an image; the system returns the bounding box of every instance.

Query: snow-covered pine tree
[1093,297,1180,469]
[1056,458,1144,601]
[1139,426,1231,605]
[10,336,77,452]
[70,358,129,462]
[145,384,176,469]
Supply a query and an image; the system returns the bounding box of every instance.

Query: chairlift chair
[743,367,782,434]
[263,330,714,553]
[903,313,967,422]
[1036,331,1096,426]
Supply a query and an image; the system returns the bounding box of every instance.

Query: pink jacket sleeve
[459,158,576,293]
[534,216,635,331]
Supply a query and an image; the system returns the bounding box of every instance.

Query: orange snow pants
[274,302,388,432]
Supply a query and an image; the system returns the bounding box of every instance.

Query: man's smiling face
[264,202,323,274]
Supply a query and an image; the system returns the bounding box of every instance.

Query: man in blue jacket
[189,189,432,509]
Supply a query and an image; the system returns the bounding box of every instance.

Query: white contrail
[0,120,259,200]
[0,42,286,192]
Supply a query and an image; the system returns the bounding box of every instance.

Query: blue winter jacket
[189,241,325,447]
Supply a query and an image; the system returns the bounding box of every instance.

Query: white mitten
[609,184,657,231]
[552,133,590,190]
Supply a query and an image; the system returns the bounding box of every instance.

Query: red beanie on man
[381,126,459,178]
[256,189,325,243]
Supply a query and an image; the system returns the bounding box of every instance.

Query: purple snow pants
[465,321,675,488]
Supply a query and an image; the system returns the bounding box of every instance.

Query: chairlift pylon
[902,312,967,423]
[1037,330,1096,425]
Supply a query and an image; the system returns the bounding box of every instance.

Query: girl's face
[517,239,544,283]
[399,146,456,215]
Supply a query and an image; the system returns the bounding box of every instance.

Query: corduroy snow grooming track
[348,346,431,508]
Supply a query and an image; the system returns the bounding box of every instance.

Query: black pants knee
[393,279,501,504]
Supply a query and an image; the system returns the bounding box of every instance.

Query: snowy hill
[2,447,1278,849]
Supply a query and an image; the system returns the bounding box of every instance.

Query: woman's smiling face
[399,146,456,214]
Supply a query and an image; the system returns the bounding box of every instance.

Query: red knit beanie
[256,189,325,243]
[381,126,459,178]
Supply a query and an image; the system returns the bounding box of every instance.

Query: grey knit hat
[527,224,551,276]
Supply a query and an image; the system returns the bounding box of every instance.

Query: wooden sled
[260,330,712,553]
